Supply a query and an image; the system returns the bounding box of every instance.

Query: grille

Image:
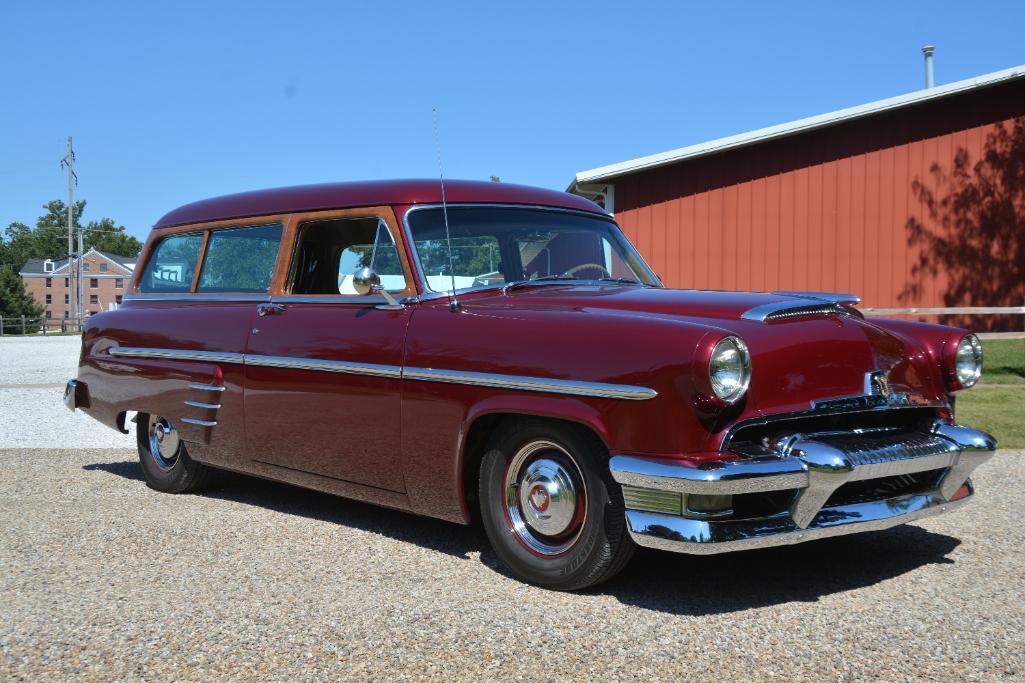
[825,470,942,507]
[726,407,939,456]
[826,432,958,468]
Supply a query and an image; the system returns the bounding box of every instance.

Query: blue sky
[2,1,1024,240]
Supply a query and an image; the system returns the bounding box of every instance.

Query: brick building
[19,248,136,324]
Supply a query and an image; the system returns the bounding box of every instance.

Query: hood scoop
[742,291,861,322]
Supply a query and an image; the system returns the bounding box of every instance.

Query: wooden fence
[0,317,83,335]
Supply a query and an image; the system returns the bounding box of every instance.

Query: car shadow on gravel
[599,525,962,615]
[84,458,961,612]
[83,459,489,560]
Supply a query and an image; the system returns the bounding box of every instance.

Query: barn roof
[569,63,1025,190]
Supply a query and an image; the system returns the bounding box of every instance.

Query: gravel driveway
[2,338,1023,679]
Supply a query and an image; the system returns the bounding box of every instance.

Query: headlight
[709,336,751,404]
[954,334,983,388]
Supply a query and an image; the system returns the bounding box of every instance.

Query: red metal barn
[569,65,1025,330]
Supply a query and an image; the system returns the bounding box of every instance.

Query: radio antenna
[433,107,460,312]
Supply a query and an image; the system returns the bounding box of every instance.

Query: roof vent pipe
[922,46,936,88]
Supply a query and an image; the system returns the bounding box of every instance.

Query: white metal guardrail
[859,305,1025,340]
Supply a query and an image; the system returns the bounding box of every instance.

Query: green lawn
[956,339,1025,447]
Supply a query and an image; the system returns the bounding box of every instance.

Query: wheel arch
[457,397,612,524]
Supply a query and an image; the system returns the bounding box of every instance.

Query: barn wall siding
[611,79,1025,324]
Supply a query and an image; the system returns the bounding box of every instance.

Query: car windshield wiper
[595,277,651,287]
[502,275,579,293]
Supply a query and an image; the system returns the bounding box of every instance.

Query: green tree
[83,217,143,257]
[0,269,44,318]
[0,199,141,273]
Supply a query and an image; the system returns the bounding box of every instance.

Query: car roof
[154,179,605,228]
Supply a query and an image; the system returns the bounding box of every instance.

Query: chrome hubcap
[147,416,181,470]
[504,440,587,556]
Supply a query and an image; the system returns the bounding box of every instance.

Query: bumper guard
[610,420,996,555]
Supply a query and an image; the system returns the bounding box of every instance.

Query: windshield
[406,207,660,292]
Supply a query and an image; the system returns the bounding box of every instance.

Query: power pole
[63,137,77,325]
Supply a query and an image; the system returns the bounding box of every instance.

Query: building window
[64,294,69,304]
[46,278,52,288]
[115,278,124,288]
[64,277,70,287]
[115,295,123,304]
[63,311,69,319]
[90,278,98,289]
[45,294,52,304]
[45,310,52,319]
[83,262,90,272]
[100,263,108,272]
[90,294,98,305]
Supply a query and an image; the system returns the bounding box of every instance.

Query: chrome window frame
[286,215,411,298]
[401,203,663,296]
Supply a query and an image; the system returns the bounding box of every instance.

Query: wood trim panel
[132,206,417,299]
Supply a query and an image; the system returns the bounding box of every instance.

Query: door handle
[257,303,287,317]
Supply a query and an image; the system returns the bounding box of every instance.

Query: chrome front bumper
[610,420,996,555]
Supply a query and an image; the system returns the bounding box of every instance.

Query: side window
[291,217,408,295]
[197,224,282,293]
[138,233,203,293]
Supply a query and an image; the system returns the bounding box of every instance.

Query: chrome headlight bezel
[708,336,752,404]
[953,334,983,389]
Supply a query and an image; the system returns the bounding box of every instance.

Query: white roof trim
[570,63,1025,187]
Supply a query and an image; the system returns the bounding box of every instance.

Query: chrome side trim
[180,417,217,427]
[188,383,226,392]
[402,367,658,400]
[625,483,973,555]
[245,355,403,379]
[184,400,221,410]
[107,346,656,400]
[108,347,245,364]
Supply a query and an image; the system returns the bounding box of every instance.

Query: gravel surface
[0,337,134,449]
[3,337,1024,679]
[2,447,1023,680]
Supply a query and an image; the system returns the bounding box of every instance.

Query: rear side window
[197,224,282,293]
[138,233,203,293]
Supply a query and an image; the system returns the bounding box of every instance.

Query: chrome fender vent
[742,292,861,322]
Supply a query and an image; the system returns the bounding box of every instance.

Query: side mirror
[352,266,381,296]
[352,266,404,310]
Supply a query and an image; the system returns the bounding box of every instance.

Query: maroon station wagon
[65,179,996,590]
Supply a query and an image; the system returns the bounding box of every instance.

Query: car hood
[467,285,951,415]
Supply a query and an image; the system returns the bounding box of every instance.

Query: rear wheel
[136,413,214,493]
[478,419,634,590]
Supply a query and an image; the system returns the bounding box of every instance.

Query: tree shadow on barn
[901,118,1025,332]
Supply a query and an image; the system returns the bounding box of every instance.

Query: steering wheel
[563,263,612,279]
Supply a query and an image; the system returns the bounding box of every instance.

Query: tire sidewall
[479,420,627,589]
[136,413,195,492]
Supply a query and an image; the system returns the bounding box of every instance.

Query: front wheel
[479,419,634,590]
[136,413,214,493]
